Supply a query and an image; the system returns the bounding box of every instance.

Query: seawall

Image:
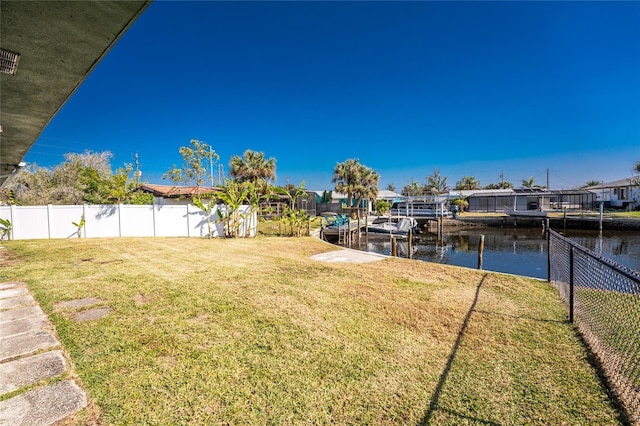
[448,216,640,231]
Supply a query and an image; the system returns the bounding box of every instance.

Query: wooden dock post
[391,237,397,257]
[477,234,485,270]
[408,228,413,259]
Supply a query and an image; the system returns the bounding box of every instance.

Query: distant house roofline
[138,184,220,198]
[584,177,637,190]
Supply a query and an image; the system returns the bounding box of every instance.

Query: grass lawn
[0,237,623,425]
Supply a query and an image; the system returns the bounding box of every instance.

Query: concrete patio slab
[310,248,388,264]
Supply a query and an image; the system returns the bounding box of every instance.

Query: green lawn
[0,237,623,425]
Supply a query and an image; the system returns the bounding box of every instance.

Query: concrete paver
[73,307,111,322]
[0,330,59,362]
[0,305,44,324]
[54,297,101,310]
[0,350,67,395]
[0,380,87,426]
[0,295,35,310]
[0,283,21,290]
[0,281,89,425]
[0,288,27,300]
[0,316,49,338]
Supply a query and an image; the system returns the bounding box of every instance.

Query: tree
[584,180,601,188]
[215,179,249,238]
[386,183,396,192]
[71,215,85,238]
[229,150,276,185]
[332,158,361,207]
[425,168,450,195]
[484,182,514,189]
[332,158,379,208]
[352,167,380,211]
[401,180,421,197]
[0,218,12,241]
[375,199,391,215]
[450,198,469,212]
[243,180,272,237]
[632,161,640,188]
[521,177,536,189]
[4,150,149,205]
[163,139,218,187]
[192,195,218,239]
[455,176,481,190]
[273,181,311,237]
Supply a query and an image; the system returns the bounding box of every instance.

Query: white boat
[368,217,419,235]
[505,209,548,218]
[390,200,452,218]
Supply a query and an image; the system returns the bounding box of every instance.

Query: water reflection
[351,228,640,279]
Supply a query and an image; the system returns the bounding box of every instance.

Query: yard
[0,237,623,424]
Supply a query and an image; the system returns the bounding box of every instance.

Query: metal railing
[548,229,640,423]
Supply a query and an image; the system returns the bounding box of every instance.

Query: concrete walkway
[310,227,390,264]
[310,247,389,263]
[0,281,87,426]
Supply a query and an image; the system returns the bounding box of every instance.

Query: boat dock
[320,220,367,245]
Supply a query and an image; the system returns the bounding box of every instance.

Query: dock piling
[477,234,485,270]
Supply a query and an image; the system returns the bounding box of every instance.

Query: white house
[586,177,640,210]
[376,190,404,203]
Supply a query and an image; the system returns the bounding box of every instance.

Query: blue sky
[25,1,640,190]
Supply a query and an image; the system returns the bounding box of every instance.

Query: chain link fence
[548,229,640,424]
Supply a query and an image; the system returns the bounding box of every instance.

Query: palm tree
[401,180,421,197]
[425,168,449,195]
[332,159,379,208]
[455,176,481,190]
[352,167,380,210]
[521,177,536,189]
[584,180,601,188]
[634,160,640,175]
[332,158,361,207]
[229,150,276,184]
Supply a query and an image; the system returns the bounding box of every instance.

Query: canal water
[351,227,640,279]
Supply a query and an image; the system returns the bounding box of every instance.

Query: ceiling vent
[0,48,20,75]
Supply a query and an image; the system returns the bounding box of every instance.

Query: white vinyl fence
[0,204,256,240]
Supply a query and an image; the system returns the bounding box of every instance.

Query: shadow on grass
[419,273,501,426]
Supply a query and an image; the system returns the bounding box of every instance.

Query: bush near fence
[548,229,640,424]
[0,204,255,240]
